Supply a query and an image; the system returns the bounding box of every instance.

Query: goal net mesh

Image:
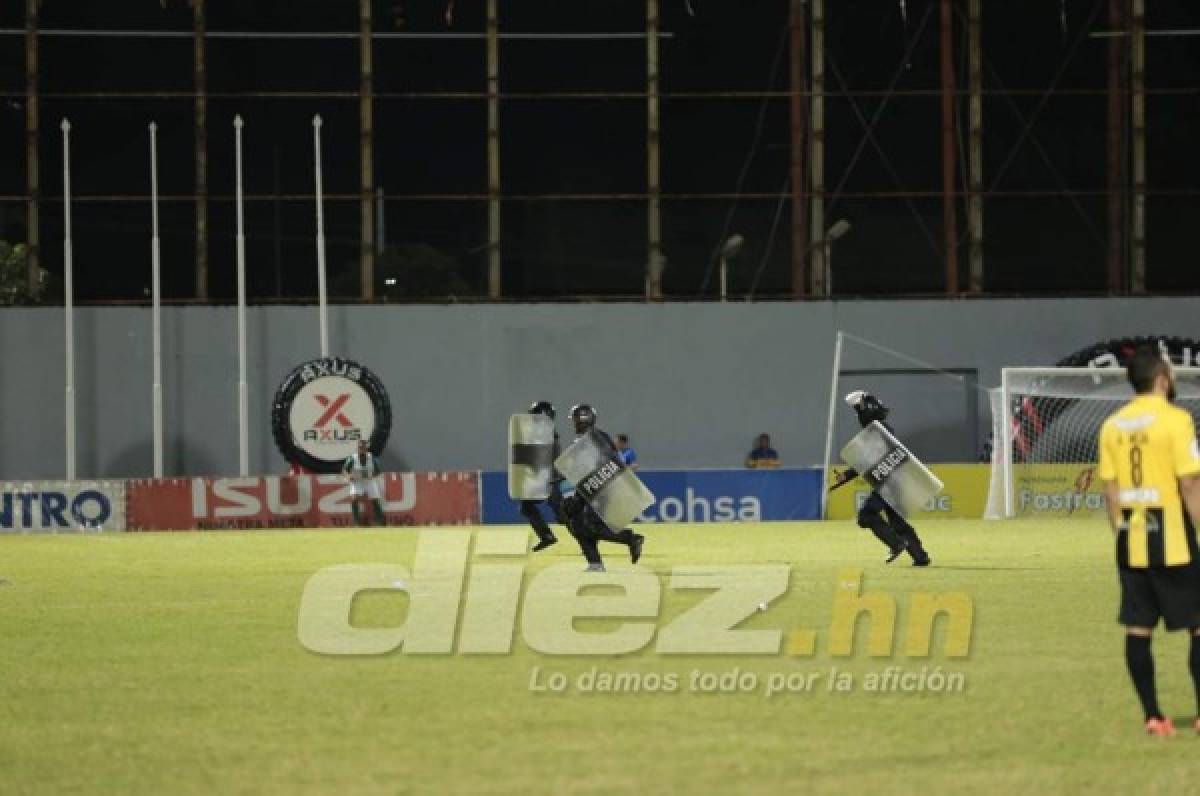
[985,367,1200,518]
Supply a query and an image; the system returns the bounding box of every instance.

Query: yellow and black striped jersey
[1099,395,1200,568]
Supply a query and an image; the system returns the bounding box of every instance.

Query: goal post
[986,366,1200,519]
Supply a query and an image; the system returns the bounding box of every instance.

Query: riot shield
[555,430,654,530]
[840,421,944,518]
[508,413,556,500]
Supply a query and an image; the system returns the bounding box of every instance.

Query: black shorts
[1118,562,1200,631]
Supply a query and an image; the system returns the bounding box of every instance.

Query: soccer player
[561,404,645,572]
[342,439,386,527]
[1098,346,1200,737]
[828,391,931,566]
[518,400,563,552]
[615,434,639,470]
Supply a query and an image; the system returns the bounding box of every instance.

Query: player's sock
[1126,634,1162,720]
[351,502,363,526]
[1188,633,1200,716]
[373,501,386,526]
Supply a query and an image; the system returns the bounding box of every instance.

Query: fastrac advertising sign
[481,469,822,525]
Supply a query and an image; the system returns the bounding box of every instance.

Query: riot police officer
[561,404,645,572]
[829,391,931,566]
[517,400,563,552]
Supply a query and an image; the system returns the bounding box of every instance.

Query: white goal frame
[993,366,1200,518]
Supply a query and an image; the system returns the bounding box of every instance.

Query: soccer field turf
[3,519,1200,794]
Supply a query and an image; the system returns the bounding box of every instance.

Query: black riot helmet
[529,400,555,419]
[845,389,889,427]
[569,403,597,434]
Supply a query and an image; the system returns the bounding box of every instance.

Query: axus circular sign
[271,357,392,473]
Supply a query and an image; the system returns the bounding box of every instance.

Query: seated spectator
[745,433,780,469]
[616,433,639,470]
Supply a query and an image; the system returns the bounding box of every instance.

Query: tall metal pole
[313,115,330,357]
[940,0,958,294]
[967,0,983,293]
[234,115,249,477]
[486,0,501,298]
[809,0,826,297]
[820,330,844,519]
[25,0,39,294]
[789,0,809,299]
[1130,0,1146,293]
[375,187,385,255]
[1105,0,1126,294]
[62,119,75,481]
[359,0,375,300]
[150,122,163,478]
[645,0,664,301]
[193,0,208,300]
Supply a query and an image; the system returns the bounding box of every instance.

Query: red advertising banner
[126,472,479,531]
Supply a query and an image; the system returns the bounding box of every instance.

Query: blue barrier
[480,468,823,524]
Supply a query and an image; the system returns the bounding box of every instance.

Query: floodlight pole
[25,0,39,295]
[150,122,164,478]
[809,0,826,296]
[940,0,958,294]
[359,0,375,300]
[967,0,983,293]
[1130,0,1146,293]
[788,0,809,299]
[486,0,501,298]
[645,0,664,300]
[1105,0,1126,294]
[234,115,249,477]
[313,115,329,358]
[193,0,208,300]
[62,118,76,481]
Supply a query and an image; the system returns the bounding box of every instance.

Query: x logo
[314,394,353,428]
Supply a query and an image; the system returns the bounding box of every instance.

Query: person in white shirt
[342,439,386,526]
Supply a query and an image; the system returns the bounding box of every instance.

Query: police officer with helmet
[829,390,932,566]
[561,403,646,572]
[517,400,564,552]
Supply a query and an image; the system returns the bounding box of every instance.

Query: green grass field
[4,519,1200,794]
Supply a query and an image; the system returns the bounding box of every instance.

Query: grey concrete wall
[2,298,1197,479]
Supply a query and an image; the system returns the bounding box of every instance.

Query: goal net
[985,367,1200,518]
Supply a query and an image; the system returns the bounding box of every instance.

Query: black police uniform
[517,402,566,552]
[560,428,644,568]
[834,395,931,566]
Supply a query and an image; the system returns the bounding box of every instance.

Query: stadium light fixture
[824,220,852,295]
[719,234,745,302]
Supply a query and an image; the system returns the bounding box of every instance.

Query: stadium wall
[2,298,1197,479]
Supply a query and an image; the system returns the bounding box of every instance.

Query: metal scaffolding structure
[4,1,1195,302]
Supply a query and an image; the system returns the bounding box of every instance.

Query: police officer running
[518,400,564,552]
[561,404,646,572]
[829,390,931,566]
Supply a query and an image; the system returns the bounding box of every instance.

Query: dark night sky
[0,0,1198,301]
